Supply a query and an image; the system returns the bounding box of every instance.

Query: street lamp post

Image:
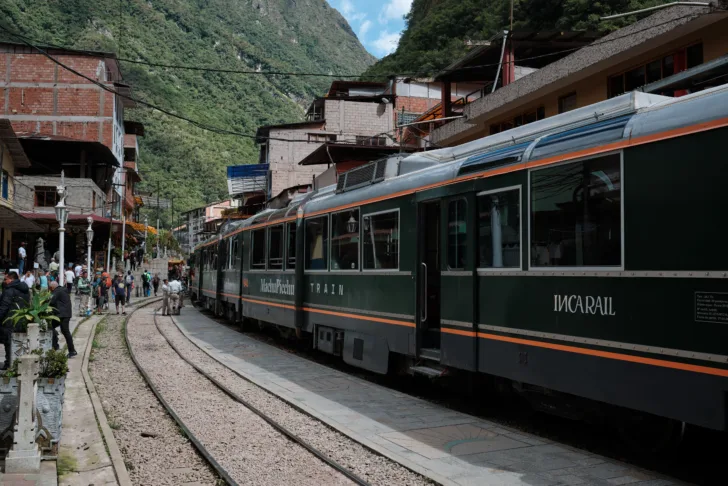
[86,217,94,315]
[54,173,69,286]
[143,216,148,264]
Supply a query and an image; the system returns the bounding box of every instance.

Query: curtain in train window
[331,209,359,270]
[305,216,328,270]
[362,211,399,270]
[448,199,467,270]
[286,222,296,270]
[268,225,283,270]
[478,188,520,268]
[530,154,621,267]
[251,229,266,269]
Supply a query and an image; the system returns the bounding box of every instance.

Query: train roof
[302,84,728,215]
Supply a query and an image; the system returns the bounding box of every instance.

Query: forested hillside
[0,0,374,216]
[364,0,675,78]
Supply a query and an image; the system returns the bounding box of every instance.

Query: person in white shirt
[161,279,170,316]
[168,279,182,315]
[22,271,35,294]
[17,242,27,275]
[49,258,59,273]
[74,263,83,278]
[64,267,75,293]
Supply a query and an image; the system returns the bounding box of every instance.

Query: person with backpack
[111,273,127,315]
[125,271,134,304]
[152,273,160,296]
[93,272,106,314]
[76,270,91,315]
[0,272,30,370]
[142,269,151,297]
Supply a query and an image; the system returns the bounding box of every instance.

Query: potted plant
[5,291,58,358]
[0,350,69,455]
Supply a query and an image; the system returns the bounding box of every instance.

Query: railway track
[125,304,425,486]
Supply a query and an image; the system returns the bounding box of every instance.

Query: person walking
[111,274,127,315]
[0,272,31,370]
[161,278,170,316]
[93,272,106,315]
[168,278,182,315]
[49,257,59,273]
[39,271,49,292]
[130,253,136,272]
[142,270,150,297]
[125,271,134,304]
[77,270,91,315]
[64,265,75,293]
[17,242,27,275]
[49,281,77,358]
[22,270,35,295]
[152,273,160,296]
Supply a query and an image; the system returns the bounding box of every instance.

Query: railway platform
[173,306,683,486]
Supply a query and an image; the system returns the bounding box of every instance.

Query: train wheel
[616,411,685,454]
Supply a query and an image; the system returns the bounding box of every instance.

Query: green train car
[191,85,728,434]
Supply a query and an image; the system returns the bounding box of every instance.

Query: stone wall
[14,176,106,217]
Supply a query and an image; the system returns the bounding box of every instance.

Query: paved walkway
[174,306,682,486]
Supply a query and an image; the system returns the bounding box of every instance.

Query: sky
[331,0,413,58]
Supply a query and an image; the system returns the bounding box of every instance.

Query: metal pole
[58,218,65,286]
[87,217,93,315]
[144,215,148,264]
[121,214,126,271]
[156,218,160,259]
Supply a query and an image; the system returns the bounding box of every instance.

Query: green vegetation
[364,0,675,78]
[0,0,374,220]
[6,291,58,332]
[57,450,78,477]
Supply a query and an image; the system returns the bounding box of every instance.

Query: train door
[417,200,441,358]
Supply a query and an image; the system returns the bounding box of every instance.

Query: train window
[362,210,399,270]
[268,225,284,270]
[251,229,266,269]
[230,238,239,269]
[286,222,296,270]
[331,209,359,271]
[478,187,521,269]
[530,153,622,268]
[305,216,329,270]
[447,199,467,270]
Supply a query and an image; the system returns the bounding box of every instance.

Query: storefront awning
[125,220,158,235]
[0,205,43,232]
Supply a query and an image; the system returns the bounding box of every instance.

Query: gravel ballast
[156,315,433,486]
[127,306,353,485]
[88,312,218,485]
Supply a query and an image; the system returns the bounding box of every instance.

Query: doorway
[418,200,441,352]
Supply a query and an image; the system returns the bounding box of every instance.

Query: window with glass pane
[530,154,621,267]
[478,189,520,268]
[331,210,359,270]
[305,216,328,270]
[251,229,266,269]
[362,211,399,270]
[268,225,283,270]
[448,199,467,269]
[286,222,296,269]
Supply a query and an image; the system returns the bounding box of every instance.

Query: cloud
[379,0,412,23]
[339,0,354,16]
[371,30,401,56]
[359,20,372,41]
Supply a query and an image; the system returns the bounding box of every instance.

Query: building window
[558,93,577,114]
[397,112,422,126]
[362,210,399,270]
[308,133,337,143]
[251,229,266,269]
[331,209,359,271]
[490,107,545,135]
[478,188,521,269]
[34,186,58,207]
[305,216,329,270]
[286,222,296,270]
[530,153,621,268]
[268,225,283,270]
[355,136,387,146]
[1,170,8,200]
[447,199,467,270]
[608,43,703,97]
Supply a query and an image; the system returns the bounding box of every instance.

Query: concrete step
[419,347,441,362]
[409,365,447,378]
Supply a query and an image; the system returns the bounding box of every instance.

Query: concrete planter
[10,330,52,360]
[36,377,66,455]
[0,376,66,456]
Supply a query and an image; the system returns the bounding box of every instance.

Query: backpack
[126,274,133,285]
[142,273,150,283]
[105,276,112,288]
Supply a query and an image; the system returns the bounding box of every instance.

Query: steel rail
[123,300,239,486]
[152,311,372,486]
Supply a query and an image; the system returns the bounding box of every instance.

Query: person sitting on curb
[49,281,77,358]
[111,273,127,315]
[161,278,170,316]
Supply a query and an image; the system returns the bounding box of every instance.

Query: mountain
[0,0,375,220]
[364,0,670,78]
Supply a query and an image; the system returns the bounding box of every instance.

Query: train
[190,84,728,439]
